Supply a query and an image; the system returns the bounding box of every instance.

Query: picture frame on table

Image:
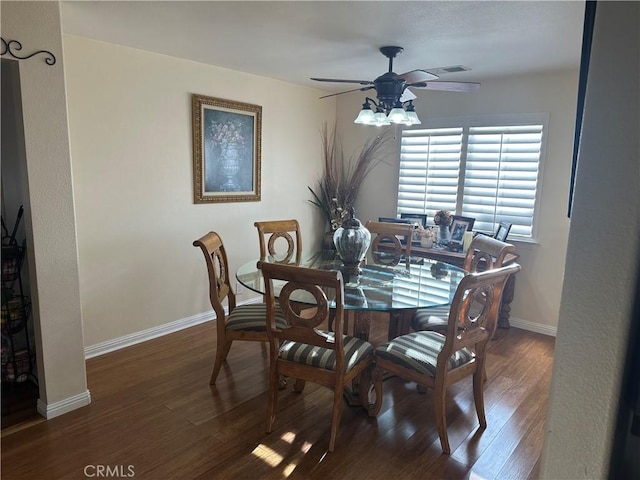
[450,215,475,231]
[494,221,513,242]
[450,218,473,245]
[192,94,262,203]
[399,213,428,244]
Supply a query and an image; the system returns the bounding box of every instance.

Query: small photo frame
[494,221,512,242]
[400,213,427,244]
[450,218,473,244]
[451,215,475,231]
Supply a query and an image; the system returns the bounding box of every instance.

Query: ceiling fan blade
[400,88,417,103]
[408,81,481,92]
[397,69,439,83]
[311,77,374,85]
[319,86,375,99]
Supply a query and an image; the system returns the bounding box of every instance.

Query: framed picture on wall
[192,94,262,203]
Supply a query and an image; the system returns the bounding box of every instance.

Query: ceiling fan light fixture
[354,101,376,124]
[313,46,479,127]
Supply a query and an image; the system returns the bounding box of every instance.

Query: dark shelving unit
[1,206,37,396]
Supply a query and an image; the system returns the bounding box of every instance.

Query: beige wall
[2,1,88,414]
[63,35,336,347]
[541,2,640,477]
[335,69,579,334]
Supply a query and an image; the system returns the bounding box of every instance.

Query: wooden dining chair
[254,219,302,264]
[371,263,521,454]
[365,220,414,269]
[411,234,516,333]
[258,261,375,452]
[193,231,288,384]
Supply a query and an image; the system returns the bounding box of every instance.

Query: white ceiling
[61,1,586,94]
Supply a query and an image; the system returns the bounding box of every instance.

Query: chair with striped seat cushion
[259,261,376,452]
[371,263,521,454]
[410,234,516,334]
[193,231,287,385]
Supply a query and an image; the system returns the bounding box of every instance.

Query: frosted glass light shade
[354,108,377,125]
[405,110,421,125]
[388,107,409,124]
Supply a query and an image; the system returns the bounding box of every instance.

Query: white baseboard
[37,390,91,419]
[509,316,557,337]
[84,296,264,359]
[83,299,555,360]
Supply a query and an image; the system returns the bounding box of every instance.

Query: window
[397,114,547,240]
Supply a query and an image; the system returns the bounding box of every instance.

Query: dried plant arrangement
[309,123,392,232]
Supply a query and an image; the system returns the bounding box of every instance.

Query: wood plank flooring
[0,316,554,479]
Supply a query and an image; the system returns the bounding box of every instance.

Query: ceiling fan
[311,46,480,126]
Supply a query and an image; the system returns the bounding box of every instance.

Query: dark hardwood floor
[0,316,554,479]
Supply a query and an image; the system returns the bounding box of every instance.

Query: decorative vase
[437,224,451,246]
[333,208,371,275]
[219,143,241,191]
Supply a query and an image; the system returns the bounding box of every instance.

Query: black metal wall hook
[1,37,56,65]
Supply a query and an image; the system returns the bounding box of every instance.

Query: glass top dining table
[236,250,468,342]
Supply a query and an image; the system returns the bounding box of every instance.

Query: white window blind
[397,115,546,240]
[397,127,462,215]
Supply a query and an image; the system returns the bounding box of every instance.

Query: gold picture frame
[192,94,262,203]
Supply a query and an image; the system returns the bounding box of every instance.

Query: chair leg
[433,379,451,454]
[293,378,306,392]
[328,386,344,452]
[209,339,233,385]
[473,367,487,428]
[266,364,279,434]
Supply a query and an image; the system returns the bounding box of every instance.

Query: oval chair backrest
[464,234,516,272]
[365,220,413,268]
[440,263,521,362]
[254,219,302,264]
[193,231,234,319]
[258,261,345,364]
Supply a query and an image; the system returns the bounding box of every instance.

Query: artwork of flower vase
[219,143,241,191]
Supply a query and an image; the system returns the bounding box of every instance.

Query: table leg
[352,310,372,341]
[387,309,414,340]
